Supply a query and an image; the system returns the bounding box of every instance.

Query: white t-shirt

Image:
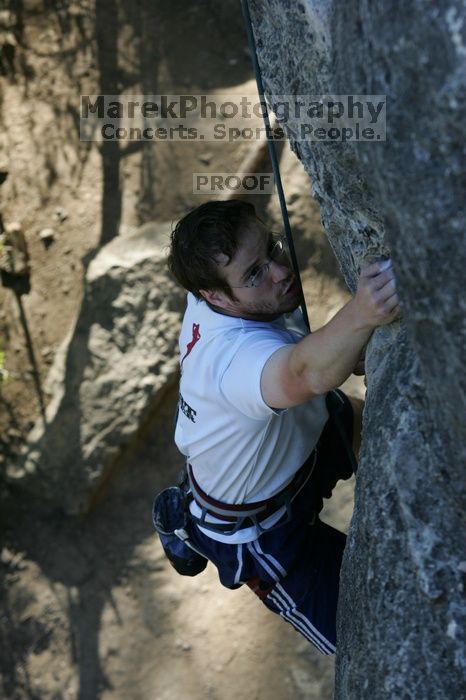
[174,294,328,542]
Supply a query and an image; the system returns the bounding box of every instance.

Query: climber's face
[199,220,303,321]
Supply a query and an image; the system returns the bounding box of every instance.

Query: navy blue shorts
[187,390,355,654]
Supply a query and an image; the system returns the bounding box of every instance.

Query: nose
[269,259,290,283]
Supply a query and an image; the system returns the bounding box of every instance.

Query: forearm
[290,298,373,394]
[261,259,399,409]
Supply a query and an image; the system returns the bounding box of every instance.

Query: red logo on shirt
[181,323,201,369]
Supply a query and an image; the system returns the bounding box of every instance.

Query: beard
[234,297,302,321]
[226,280,304,321]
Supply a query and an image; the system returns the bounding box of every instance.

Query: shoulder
[220,322,293,419]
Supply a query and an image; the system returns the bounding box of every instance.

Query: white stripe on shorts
[251,539,287,577]
[234,544,244,585]
[271,583,336,654]
[246,542,280,582]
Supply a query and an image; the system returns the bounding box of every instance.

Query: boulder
[248,0,465,697]
[11,222,185,514]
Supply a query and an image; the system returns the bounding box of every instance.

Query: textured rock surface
[10,223,185,513]
[249,0,465,698]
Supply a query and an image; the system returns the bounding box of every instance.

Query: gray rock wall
[11,223,185,514]
[248,0,465,697]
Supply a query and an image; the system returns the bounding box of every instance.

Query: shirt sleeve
[220,331,291,420]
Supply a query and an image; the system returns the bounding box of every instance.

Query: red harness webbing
[187,450,317,525]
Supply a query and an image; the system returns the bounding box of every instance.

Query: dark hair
[168,200,257,299]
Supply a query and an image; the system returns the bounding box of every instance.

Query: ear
[199,288,230,309]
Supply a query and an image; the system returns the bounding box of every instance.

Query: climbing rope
[240,0,310,330]
[240,2,360,473]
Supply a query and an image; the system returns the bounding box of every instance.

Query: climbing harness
[186,450,317,535]
[152,450,317,570]
[152,388,356,572]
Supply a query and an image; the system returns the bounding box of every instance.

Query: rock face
[248,1,465,698]
[11,223,185,514]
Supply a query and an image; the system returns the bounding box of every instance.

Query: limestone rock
[11,222,185,514]
[39,228,56,247]
[0,222,31,294]
[53,207,68,223]
[0,222,30,277]
[249,1,465,697]
[0,160,8,185]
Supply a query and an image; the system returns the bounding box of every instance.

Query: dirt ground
[0,2,363,698]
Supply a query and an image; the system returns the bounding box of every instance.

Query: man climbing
[166,199,399,654]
